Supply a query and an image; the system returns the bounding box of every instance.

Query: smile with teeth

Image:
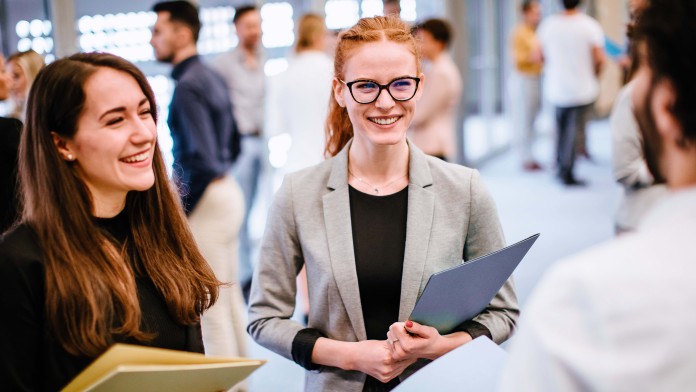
[121,151,149,163]
[369,116,400,125]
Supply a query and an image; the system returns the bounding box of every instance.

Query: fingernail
[405,320,413,328]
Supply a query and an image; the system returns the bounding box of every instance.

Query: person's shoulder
[180,60,219,83]
[0,117,22,147]
[284,158,333,186]
[576,13,603,32]
[436,54,461,78]
[540,230,663,291]
[425,156,478,187]
[0,223,44,275]
[0,116,22,128]
[273,159,333,207]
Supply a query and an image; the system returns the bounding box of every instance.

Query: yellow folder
[61,344,265,392]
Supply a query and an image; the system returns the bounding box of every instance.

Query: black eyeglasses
[339,76,421,104]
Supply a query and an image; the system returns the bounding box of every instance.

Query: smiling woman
[0,53,220,391]
[248,15,518,392]
[52,67,158,217]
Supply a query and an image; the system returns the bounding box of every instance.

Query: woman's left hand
[386,320,473,362]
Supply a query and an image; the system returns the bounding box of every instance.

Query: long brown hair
[19,52,219,357]
[324,15,421,157]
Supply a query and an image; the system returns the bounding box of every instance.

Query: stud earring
[67,154,74,161]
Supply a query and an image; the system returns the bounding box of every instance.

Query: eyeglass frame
[338,76,421,104]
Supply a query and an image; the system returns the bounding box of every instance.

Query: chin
[369,130,408,146]
[128,176,156,192]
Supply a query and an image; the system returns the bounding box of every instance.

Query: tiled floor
[244,118,621,391]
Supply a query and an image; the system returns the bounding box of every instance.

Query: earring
[67,154,74,161]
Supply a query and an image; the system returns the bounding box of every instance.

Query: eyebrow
[98,98,149,121]
[350,75,415,84]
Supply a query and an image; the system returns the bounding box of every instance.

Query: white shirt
[610,81,667,231]
[210,48,266,135]
[265,51,333,173]
[499,187,696,392]
[537,12,604,107]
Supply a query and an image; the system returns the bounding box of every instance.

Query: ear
[173,23,194,47]
[332,78,346,108]
[651,79,682,145]
[51,132,75,162]
[414,72,426,102]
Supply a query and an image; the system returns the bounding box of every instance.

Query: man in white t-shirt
[537,0,604,185]
[499,1,696,390]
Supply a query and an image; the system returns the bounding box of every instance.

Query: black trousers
[555,103,592,178]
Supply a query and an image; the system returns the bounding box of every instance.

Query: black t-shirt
[350,185,408,392]
[0,210,204,391]
[349,185,408,341]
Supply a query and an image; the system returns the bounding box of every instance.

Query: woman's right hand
[346,340,418,383]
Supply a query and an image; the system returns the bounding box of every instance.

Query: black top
[169,55,241,213]
[349,186,408,341]
[350,185,408,392]
[0,117,23,234]
[0,209,204,391]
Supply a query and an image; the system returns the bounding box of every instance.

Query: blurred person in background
[0,52,220,391]
[266,13,332,174]
[500,1,696,390]
[509,0,544,171]
[409,18,462,162]
[265,13,334,324]
[211,5,266,302]
[383,0,401,18]
[611,0,666,234]
[537,0,605,186]
[151,1,246,366]
[0,53,23,234]
[5,50,44,122]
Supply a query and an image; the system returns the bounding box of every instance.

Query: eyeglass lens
[351,78,417,103]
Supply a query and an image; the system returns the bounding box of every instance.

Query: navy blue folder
[409,233,540,334]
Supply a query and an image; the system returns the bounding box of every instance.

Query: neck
[297,42,324,54]
[665,148,696,190]
[241,43,257,57]
[348,139,410,181]
[563,8,579,16]
[523,19,537,29]
[90,190,127,218]
[172,45,197,66]
[428,50,444,62]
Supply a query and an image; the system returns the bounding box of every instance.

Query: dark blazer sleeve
[0,226,44,391]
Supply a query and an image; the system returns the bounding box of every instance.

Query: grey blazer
[248,139,519,391]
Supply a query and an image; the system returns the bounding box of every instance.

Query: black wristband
[455,320,492,340]
[291,328,326,370]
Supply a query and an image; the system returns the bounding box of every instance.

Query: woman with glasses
[248,16,518,392]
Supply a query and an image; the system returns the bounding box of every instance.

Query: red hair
[324,15,421,157]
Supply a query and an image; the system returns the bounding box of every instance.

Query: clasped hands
[354,320,472,383]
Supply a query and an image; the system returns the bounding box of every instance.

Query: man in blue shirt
[151,1,247,362]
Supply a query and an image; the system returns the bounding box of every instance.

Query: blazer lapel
[399,140,435,321]
[323,140,367,341]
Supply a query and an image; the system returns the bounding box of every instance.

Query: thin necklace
[348,168,408,195]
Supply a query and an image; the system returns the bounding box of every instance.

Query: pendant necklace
[348,168,408,195]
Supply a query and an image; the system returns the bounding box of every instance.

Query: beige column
[444,0,468,164]
[593,0,629,116]
[49,0,77,57]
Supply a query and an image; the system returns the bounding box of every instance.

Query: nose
[374,87,395,110]
[130,116,156,145]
